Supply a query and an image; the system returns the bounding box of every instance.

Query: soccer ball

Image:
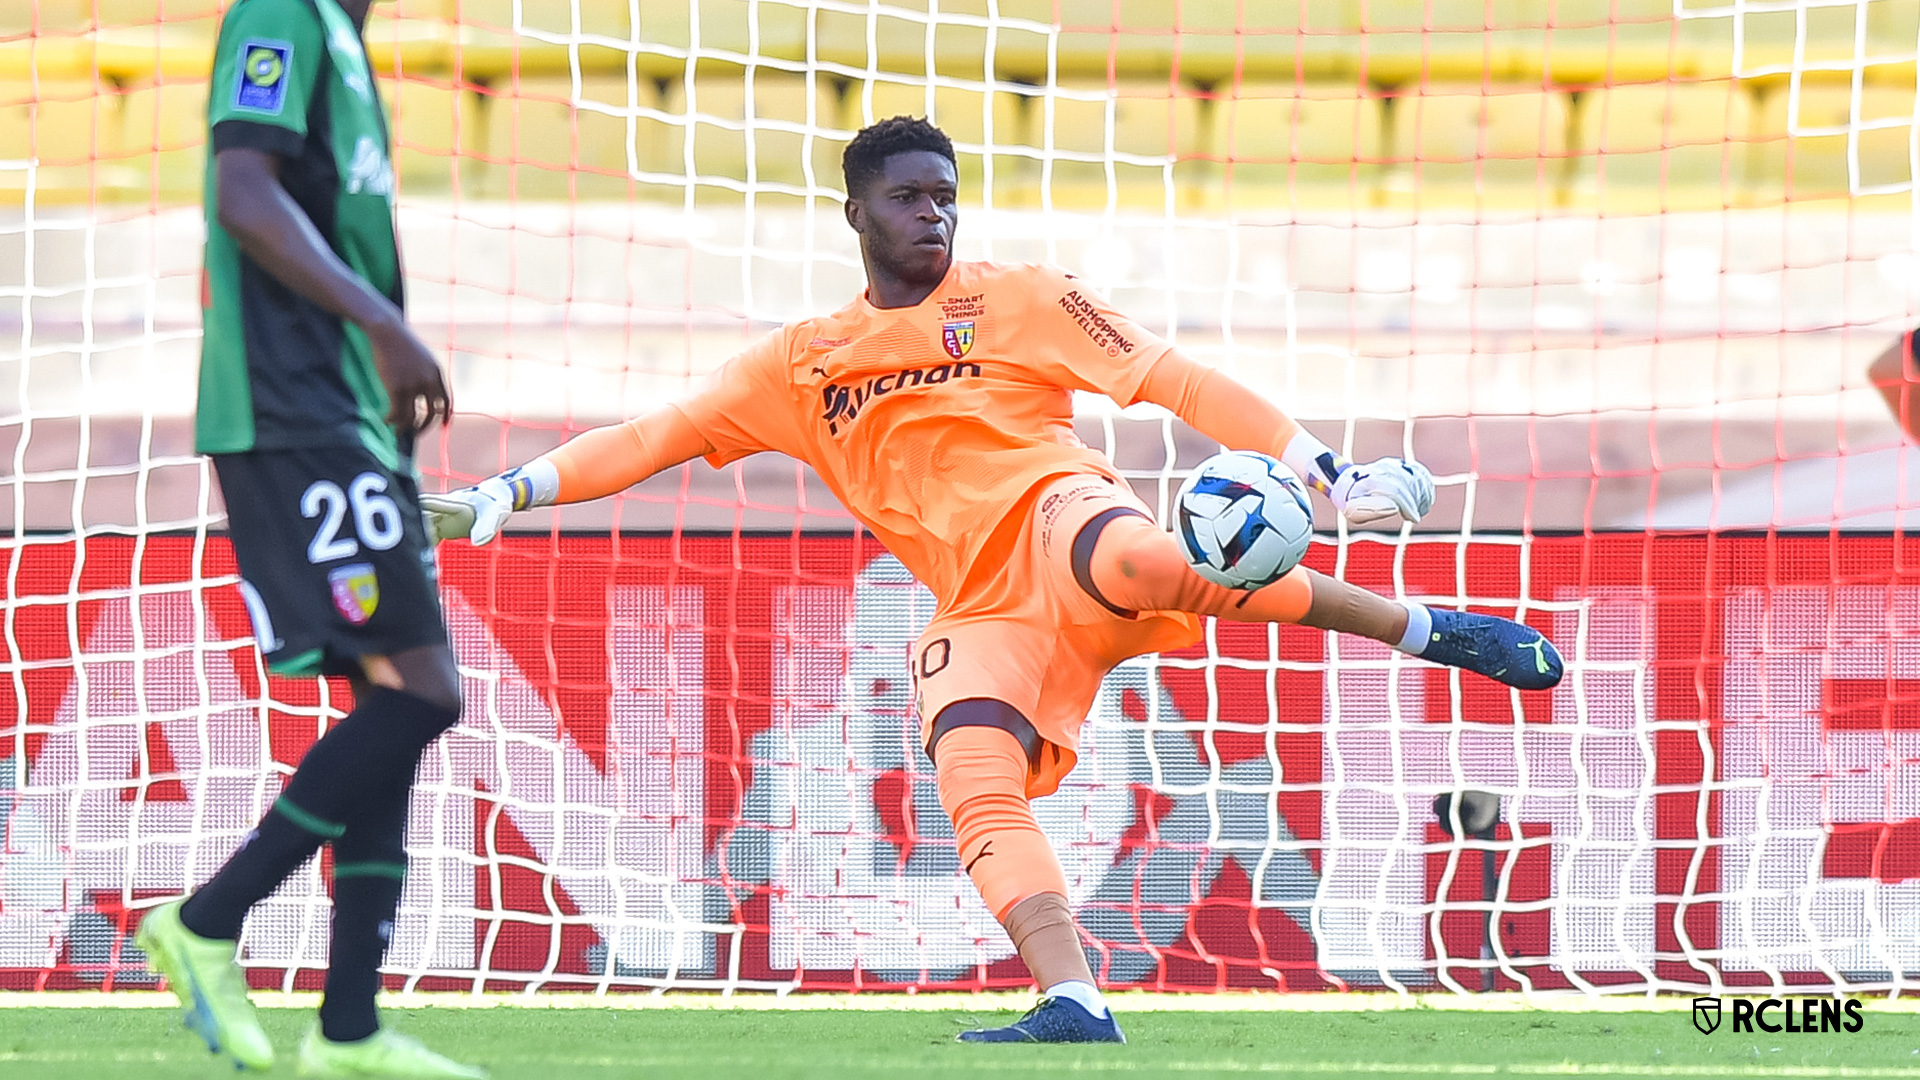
[1173,450,1315,589]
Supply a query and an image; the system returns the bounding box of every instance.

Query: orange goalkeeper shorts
[913,473,1203,798]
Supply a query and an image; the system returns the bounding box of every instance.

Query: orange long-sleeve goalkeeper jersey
[671,260,1175,609]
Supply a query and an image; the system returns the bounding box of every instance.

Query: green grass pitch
[0,998,1913,1079]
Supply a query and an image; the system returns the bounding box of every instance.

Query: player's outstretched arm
[1135,350,1435,526]
[423,406,710,545]
[1869,328,1920,443]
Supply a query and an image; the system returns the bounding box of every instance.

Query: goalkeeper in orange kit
[426,118,1562,1043]
[1870,327,1920,442]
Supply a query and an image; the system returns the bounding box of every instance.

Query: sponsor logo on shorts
[1058,290,1134,357]
[233,40,292,114]
[1039,491,1069,550]
[818,361,983,436]
[328,563,380,626]
[941,320,974,360]
[1040,480,1116,552]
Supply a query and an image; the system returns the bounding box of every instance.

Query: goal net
[1,0,1917,995]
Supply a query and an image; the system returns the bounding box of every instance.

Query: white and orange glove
[1330,457,1435,526]
[421,408,708,546]
[1282,431,1435,527]
[421,460,557,546]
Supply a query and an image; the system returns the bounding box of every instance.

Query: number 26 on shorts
[302,473,404,563]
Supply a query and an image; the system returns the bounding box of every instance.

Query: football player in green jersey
[135,0,482,1075]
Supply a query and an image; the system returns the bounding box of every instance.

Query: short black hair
[841,116,956,198]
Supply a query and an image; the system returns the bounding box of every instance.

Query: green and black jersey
[197,0,402,467]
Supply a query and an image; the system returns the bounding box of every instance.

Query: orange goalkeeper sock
[934,725,1069,920]
[935,724,1096,990]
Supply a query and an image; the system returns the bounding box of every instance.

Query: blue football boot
[1421,608,1564,690]
[957,997,1127,1044]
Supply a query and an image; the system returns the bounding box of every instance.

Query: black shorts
[214,444,448,678]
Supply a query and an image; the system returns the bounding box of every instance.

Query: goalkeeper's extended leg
[1084,514,1563,690]
[934,715,1125,1045]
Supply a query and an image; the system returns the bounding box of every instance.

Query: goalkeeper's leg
[933,710,1124,1045]
[1082,514,1563,689]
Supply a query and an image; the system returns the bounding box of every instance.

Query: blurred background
[5,0,1919,533]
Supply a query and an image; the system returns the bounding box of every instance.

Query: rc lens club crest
[328,563,380,626]
[1692,997,1720,1035]
[942,320,974,360]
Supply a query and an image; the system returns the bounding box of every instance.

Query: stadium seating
[0,77,106,167]
[455,0,635,42]
[0,77,120,201]
[469,69,847,202]
[0,0,1913,205]
[1383,82,1572,200]
[1567,80,1752,209]
[474,75,638,201]
[389,78,480,194]
[1744,80,1918,199]
[1209,86,1387,199]
[1031,78,1208,207]
[3,0,222,34]
[116,76,210,199]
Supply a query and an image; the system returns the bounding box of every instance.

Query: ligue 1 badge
[942,320,974,360]
[234,40,292,114]
[329,563,380,625]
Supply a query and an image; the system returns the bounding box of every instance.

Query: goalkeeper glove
[1281,431,1435,527]
[1329,457,1435,526]
[420,479,513,547]
[420,461,557,546]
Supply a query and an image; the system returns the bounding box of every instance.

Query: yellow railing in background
[1,0,1914,209]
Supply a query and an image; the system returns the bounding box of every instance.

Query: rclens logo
[1692,997,1865,1035]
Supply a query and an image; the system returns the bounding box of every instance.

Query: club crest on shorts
[329,563,379,625]
[941,320,974,360]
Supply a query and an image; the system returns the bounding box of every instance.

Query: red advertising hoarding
[1,532,1915,992]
